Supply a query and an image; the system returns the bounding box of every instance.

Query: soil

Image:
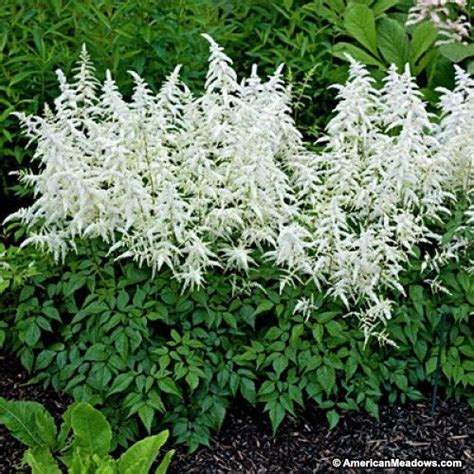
[0,351,472,473]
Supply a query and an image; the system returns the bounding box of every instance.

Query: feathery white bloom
[6,38,473,341]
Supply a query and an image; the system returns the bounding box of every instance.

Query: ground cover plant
[0,0,473,470]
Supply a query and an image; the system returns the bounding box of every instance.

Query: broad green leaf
[35,409,57,449]
[57,402,80,450]
[411,21,438,64]
[118,431,169,474]
[71,403,112,456]
[344,3,378,56]
[23,447,61,474]
[0,398,56,448]
[372,0,399,17]
[439,43,474,63]
[155,449,175,474]
[377,18,410,70]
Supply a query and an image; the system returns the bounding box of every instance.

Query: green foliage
[326,0,473,93]
[0,0,337,213]
[1,236,472,453]
[0,398,173,473]
[1,0,473,457]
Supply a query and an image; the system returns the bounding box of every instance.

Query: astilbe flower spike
[6,37,473,343]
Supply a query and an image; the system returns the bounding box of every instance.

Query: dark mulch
[169,400,473,473]
[0,351,472,473]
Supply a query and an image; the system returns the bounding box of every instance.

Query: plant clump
[7,36,473,342]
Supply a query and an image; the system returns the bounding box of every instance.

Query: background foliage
[2,0,473,219]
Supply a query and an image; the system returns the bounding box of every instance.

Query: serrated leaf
[272,354,288,377]
[365,397,379,418]
[240,378,256,405]
[326,409,340,429]
[317,365,336,397]
[84,343,109,361]
[71,403,112,456]
[268,402,285,435]
[109,374,134,396]
[185,372,199,391]
[258,381,276,397]
[23,447,61,474]
[138,405,155,433]
[158,378,181,397]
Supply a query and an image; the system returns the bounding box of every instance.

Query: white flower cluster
[423,65,474,276]
[406,0,471,44]
[7,36,312,292]
[7,37,473,342]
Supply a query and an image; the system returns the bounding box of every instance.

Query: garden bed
[1,351,472,473]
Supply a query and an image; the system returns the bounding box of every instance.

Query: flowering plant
[406,0,471,44]
[7,36,473,342]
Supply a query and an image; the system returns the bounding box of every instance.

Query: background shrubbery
[2,0,473,217]
[1,0,473,456]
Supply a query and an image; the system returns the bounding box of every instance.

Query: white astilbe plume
[277,59,465,344]
[424,65,474,273]
[6,36,311,292]
[6,39,473,342]
[406,0,471,44]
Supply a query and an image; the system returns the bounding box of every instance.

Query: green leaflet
[70,403,112,457]
[117,431,170,474]
[0,397,56,449]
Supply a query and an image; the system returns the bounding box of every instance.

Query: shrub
[0,397,174,473]
[7,39,473,341]
[0,0,336,215]
[1,238,473,452]
[1,3,473,456]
